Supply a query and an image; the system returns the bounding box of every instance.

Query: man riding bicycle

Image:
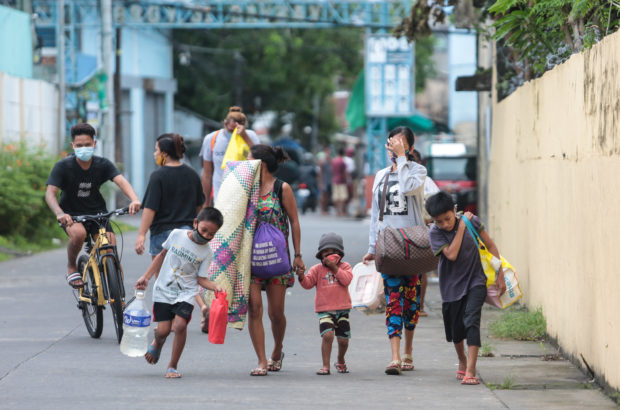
[45,123,141,288]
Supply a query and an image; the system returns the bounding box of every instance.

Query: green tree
[395,1,620,98]
[173,28,365,147]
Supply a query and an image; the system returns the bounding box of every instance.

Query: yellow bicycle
[73,207,128,343]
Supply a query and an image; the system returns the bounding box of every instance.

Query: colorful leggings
[382,274,421,338]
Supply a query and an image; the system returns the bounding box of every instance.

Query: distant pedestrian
[298,233,353,375]
[343,147,356,208]
[135,207,224,379]
[331,148,349,216]
[199,106,259,205]
[317,148,332,215]
[362,126,426,375]
[426,191,506,385]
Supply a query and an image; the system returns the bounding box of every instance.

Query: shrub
[0,142,63,239]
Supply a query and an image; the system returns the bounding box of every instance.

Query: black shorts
[441,285,486,346]
[62,219,114,237]
[153,301,194,323]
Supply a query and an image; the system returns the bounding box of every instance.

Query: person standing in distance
[45,123,141,288]
[199,106,260,206]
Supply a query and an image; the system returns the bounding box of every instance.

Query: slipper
[250,367,268,376]
[267,352,284,372]
[145,344,161,365]
[401,354,414,371]
[165,368,182,378]
[316,367,331,375]
[66,272,84,288]
[385,360,402,375]
[334,362,349,374]
[200,307,209,334]
[461,376,480,385]
[456,370,466,380]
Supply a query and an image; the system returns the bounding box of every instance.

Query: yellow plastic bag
[221,128,250,170]
[463,215,524,308]
[486,258,524,308]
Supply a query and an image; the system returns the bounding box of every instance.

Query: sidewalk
[421,281,617,409]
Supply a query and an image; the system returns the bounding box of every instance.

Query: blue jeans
[149,226,191,256]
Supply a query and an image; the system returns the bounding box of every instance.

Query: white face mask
[74,147,94,161]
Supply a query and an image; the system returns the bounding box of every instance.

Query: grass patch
[479,341,495,357]
[486,375,515,391]
[490,306,546,341]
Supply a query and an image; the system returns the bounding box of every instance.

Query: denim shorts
[149,226,191,256]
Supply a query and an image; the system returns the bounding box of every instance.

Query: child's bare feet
[145,343,161,364]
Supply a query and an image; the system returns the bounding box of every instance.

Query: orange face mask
[156,154,166,167]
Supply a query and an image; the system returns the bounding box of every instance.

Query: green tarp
[345,70,435,134]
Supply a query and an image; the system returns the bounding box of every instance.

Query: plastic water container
[120,290,151,357]
[349,262,385,315]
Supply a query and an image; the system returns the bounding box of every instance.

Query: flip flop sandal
[419,310,428,317]
[316,367,331,375]
[401,354,414,371]
[456,370,466,380]
[267,352,284,372]
[385,360,402,375]
[145,344,161,365]
[165,368,182,379]
[461,376,480,385]
[334,362,349,373]
[66,272,84,289]
[250,367,268,376]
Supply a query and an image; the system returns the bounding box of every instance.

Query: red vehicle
[425,143,477,214]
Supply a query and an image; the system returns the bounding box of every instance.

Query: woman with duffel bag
[362,126,437,375]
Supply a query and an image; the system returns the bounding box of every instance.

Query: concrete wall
[489,30,620,390]
[0,71,59,150]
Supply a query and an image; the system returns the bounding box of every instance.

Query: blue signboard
[365,34,414,117]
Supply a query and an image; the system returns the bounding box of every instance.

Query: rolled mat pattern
[202,159,261,330]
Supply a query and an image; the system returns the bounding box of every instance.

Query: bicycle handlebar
[72,207,130,223]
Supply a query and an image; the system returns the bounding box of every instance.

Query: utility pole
[101,0,116,207]
[114,27,122,163]
[56,0,65,153]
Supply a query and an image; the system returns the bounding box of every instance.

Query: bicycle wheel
[104,257,125,343]
[77,255,103,338]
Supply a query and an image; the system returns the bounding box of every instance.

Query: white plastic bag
[349,262,385,315]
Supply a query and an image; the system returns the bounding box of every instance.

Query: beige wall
[489,30,620,390]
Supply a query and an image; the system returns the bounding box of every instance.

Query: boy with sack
[298,233,353,375]
[425,192,506,385]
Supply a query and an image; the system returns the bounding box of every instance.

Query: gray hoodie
[367,156,427,255]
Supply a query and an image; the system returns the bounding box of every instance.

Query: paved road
[0,213,561,409]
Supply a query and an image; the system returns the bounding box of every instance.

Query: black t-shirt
[142,164,206,235]
[46,155,120,216]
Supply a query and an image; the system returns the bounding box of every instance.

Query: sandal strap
[66,272,82,282]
